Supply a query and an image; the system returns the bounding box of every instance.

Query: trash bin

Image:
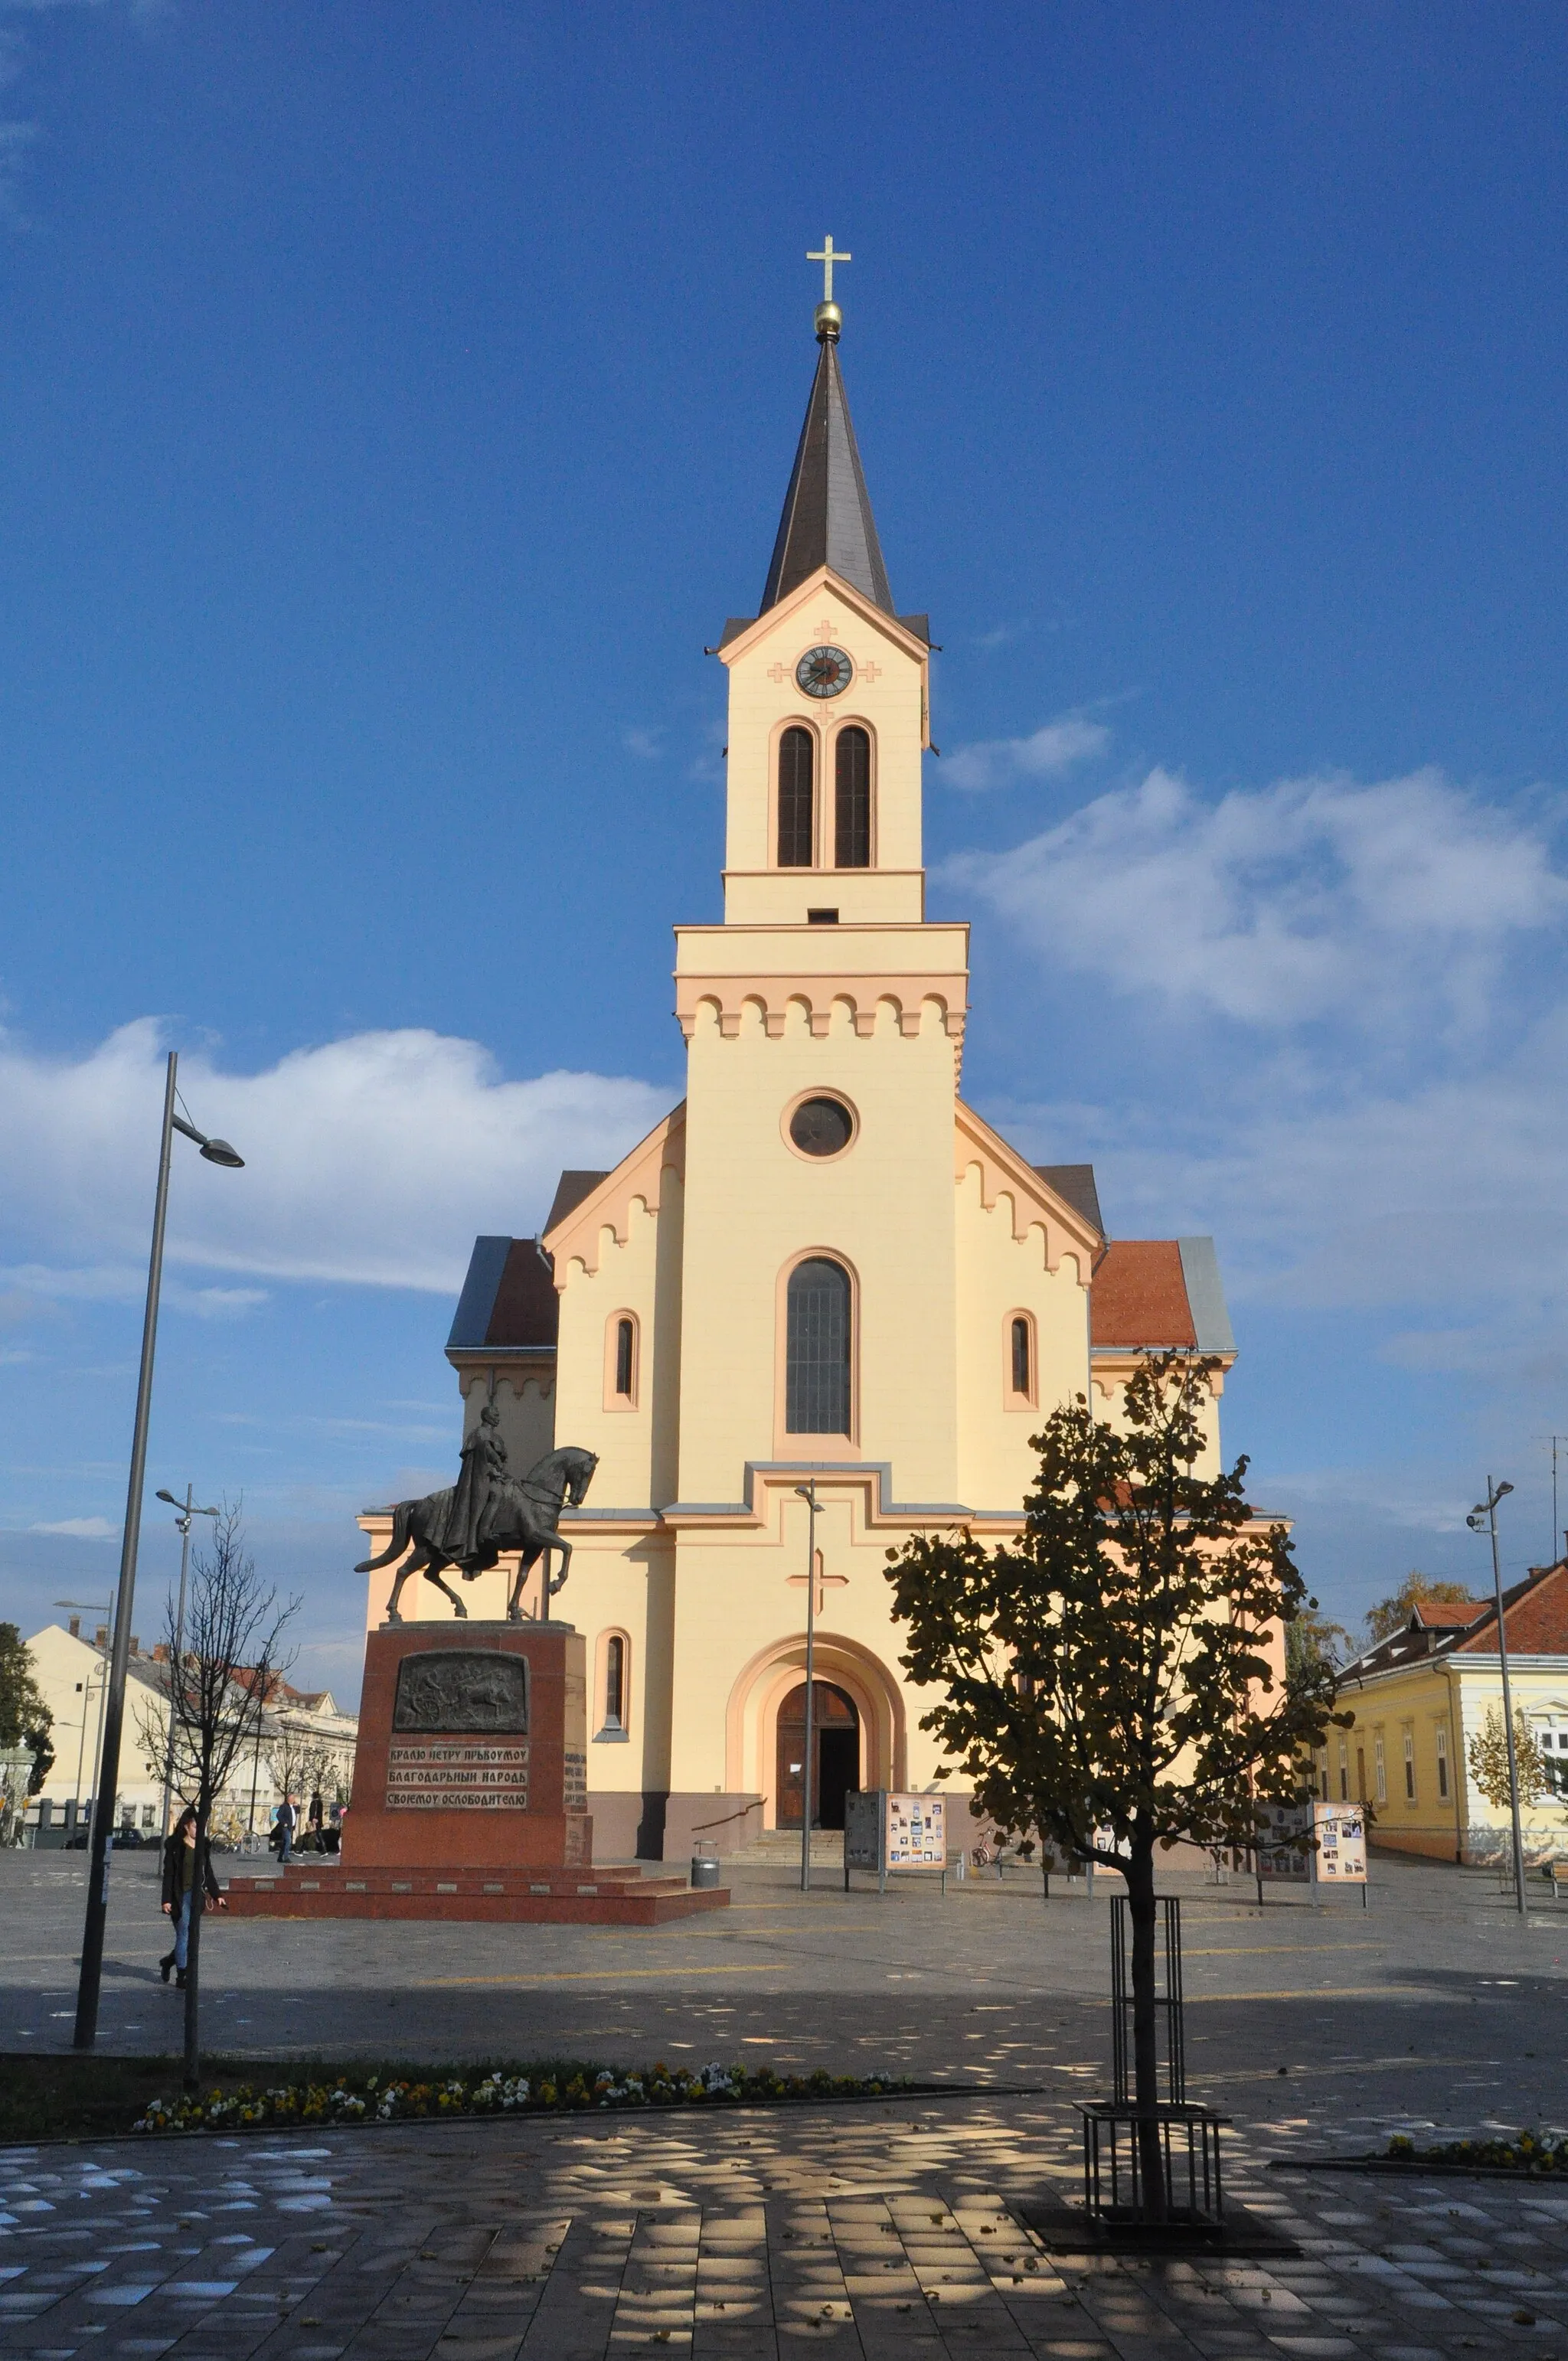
[690,1853,720,1889]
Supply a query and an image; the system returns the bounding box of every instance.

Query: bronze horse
[356,1445,599,1625]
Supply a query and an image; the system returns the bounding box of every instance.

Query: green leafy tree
[1467,1703,1548,1817]
[884,1353,1344,2219]
[1285,1605,1351,1693]
[0,1622,54,1794]
[1364,1572,1475,1644]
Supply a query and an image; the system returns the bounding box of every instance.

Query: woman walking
[159,1806,225,1987]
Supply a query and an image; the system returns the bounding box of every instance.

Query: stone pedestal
[224,1620,728,1926]
[342,1621,590,1874]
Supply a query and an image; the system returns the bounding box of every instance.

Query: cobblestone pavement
[2,2096,1567,2359]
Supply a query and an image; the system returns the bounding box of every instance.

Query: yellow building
[361,291,1240,1861]
[1313,1564,1568,1866]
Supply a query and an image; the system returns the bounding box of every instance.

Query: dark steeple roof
[760,325,894,617]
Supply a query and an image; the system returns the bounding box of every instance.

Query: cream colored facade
[1317,1646,1568,1866]
[21,1622,358,1843]
[360,320,1239,1861]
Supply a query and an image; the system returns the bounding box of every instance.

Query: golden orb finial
[815,299,842,343]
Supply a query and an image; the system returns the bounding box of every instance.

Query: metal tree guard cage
[1110,1894,1185,2103]
[1090,1892,1227,2229]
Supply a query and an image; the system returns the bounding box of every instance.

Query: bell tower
[707,258,936,932]
[669,256,969,1519]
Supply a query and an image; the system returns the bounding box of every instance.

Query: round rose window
[789,1096,854,1158]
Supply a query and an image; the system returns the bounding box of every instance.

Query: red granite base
[223,1860,728,1925]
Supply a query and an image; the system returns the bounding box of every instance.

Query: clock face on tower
[795,644,854,698]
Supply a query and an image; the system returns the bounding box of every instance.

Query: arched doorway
[776,1681,860,1830]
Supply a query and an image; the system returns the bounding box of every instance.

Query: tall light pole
[794,1481,820,1895]
[1467,1478,1526,1919]
[74,1051,243,2051]
[153,1487,220,1837]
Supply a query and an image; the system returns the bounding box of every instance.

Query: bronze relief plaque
[391,1650,530,1735]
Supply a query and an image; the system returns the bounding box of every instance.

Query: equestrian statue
[356,1406,599,1625]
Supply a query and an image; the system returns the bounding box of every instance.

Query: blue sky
[3,3,1567,1698]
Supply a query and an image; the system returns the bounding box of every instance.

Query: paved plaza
[2,1846,1566,2357]
[3,2088,1568,2358]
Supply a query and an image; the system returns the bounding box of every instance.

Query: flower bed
[132,2060,908,2134]
[1387,2130,1568,2173]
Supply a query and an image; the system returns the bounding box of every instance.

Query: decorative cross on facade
[808,237,851,304]
[789,1550,848,1618]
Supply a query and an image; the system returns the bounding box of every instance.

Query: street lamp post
[153,1487,220,1837]
[794,1481,820,1895]
[1467,1478,1526,1919]
[73,1051,243,2052]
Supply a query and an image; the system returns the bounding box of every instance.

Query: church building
[358,277,1238,1863]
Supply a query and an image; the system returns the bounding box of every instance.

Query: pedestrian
[273,1792,297,1863]
[307,1789,324,1848]
[159,1807,225,1988]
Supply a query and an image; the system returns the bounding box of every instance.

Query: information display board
[842,1791,947,1887]
[886,1793,946,1866]
[1256,1799,1367,1891]
[1256,1801,1312,1882]
[1312,1801,1367,1883]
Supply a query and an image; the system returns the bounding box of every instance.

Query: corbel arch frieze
[675,975,968,1045]
[544,1109,686,1282]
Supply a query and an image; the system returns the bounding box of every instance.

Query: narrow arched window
[777,727,814,867]
[835,727,871,867]
[604,1636,625,1732]
[615,1317,634,1398]
[1011,1316,1031,1399]
[786,1257,851,1435]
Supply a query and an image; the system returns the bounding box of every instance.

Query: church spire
[760,256,894,619]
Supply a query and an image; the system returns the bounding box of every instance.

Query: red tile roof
[1090,1241,1197,1350]
[1454,1561,1568,1654]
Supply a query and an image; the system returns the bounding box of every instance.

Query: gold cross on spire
[807,235,851,303]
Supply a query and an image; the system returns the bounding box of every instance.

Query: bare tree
[158,1507,298,2088]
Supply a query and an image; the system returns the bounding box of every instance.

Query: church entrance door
[775,1682,859,1830]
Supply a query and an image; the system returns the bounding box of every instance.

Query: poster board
[842,1791,947,1879]
[885,1793,946,1867]
[1312,1801,1367,1883]
[1256,1801,1312,1883]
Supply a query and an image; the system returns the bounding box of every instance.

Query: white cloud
[31,1516,117,1539]
[948,766,1566,1027]
[942,714,1111,792]
[622,727,663,759]
[0,1021,671,1295]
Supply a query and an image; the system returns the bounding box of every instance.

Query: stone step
[222,1861,727,1925]
[728,1829,845,1866]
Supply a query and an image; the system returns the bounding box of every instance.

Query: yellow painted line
[420,1964,786,1987]
[1186,1985,1441,2003]
[1183,1944,1381,1956]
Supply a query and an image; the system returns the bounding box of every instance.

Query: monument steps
[224,1860,727,1926]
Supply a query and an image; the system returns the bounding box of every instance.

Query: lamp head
[199,1137,244,1168]
[1495,1481,1514,1500]
[155,1489,178,1506]
[1466,1512,1486,1530]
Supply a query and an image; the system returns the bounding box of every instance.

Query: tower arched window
[777,727,815,867]
[786,1257,852,1435]
[834,727,871,868]
[1006,1310,1037,1408]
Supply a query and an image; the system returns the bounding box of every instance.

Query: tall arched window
[777,727,814,867]
[605,1636,626,1731]
[615,1318,635,1398]
[786,1257,851,1434]
[1011,1316,1031,1398]
[834,727,871,867]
